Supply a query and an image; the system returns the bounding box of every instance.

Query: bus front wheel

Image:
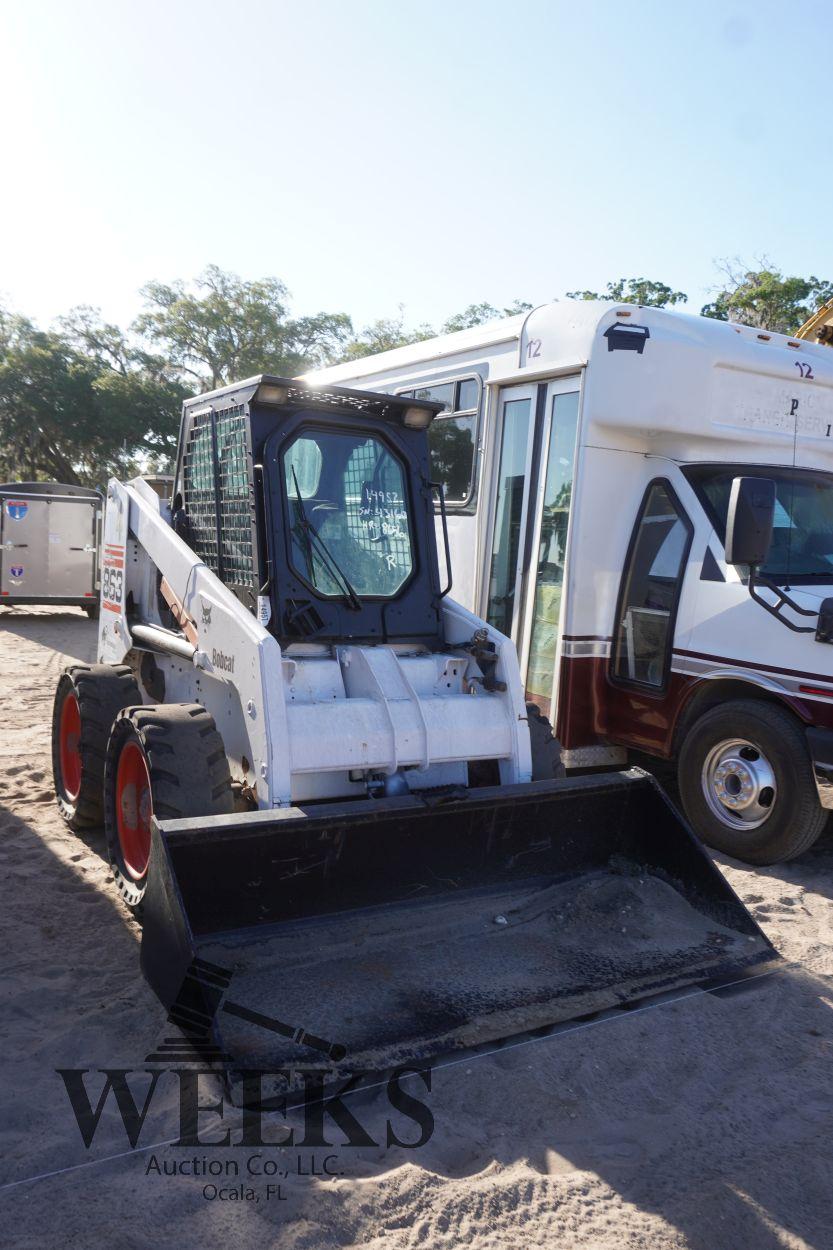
[678,699,827,865]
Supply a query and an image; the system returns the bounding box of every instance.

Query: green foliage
[341,298,532,362]
[0,306,185,488]
[0,314,96,484]
[60,306,186,468]
[440,300,533,334]
[134,264,352,387]
[701,263,833,334]
[566,278,687,307]
[3,258,832,493]
[339,306,435,363]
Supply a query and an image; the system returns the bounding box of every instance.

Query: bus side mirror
[816,598,833,644]
[725,477,775,567]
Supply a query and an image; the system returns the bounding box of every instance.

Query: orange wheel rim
[115,740,152,880]
[59,693,82,801]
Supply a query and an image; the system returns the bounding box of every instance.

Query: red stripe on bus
[673,647,833,684]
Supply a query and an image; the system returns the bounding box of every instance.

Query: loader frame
[98,380,533,808]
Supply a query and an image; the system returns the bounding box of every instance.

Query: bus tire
[103,704,234,911]
[678,699,827,864]
[526,702,566,781]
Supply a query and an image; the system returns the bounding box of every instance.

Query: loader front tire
[52,664,142,831]
[103,704,234,910]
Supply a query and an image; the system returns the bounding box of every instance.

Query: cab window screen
[612,482,691,688]
[181,413,219,575]
[283,429,413,598]
[215,406,255,588]
[181,405,256,593]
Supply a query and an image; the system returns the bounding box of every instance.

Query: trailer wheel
[83,602,100,620]
[526,703,566,780]
[104,704,234,910]
[52,664,142,831]
[678,699,827,864]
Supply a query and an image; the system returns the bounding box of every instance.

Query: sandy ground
[1,606,833,1249]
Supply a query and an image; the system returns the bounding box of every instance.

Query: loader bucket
[139,770,777,1100]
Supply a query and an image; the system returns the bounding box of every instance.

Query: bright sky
[1,0,830,336]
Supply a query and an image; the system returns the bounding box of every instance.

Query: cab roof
[181,374,444,426]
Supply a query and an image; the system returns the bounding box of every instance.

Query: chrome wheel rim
[701,737,777,831]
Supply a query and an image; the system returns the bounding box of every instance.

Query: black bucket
[139,770,777,1098]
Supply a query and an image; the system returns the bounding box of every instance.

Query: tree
[440,300,532,334]
[339,306,435,362]
[60,305,186,472]
[340,299,533,362]
[0,306,185,488]
[701,262,833,334]
[0,314,95,484]
[566,278,687,308]
[134,264,353,387]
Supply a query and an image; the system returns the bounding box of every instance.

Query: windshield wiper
[290,468,362,612]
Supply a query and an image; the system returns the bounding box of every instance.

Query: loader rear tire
[103,704,234,910]
[52,664,142,831]
[526,702,566,780]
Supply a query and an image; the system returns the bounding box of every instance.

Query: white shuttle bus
[307,302,833,865]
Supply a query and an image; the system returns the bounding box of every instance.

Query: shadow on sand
[0,606,96,663]
[1,793,831,1250]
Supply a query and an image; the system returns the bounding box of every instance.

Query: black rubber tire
[83,602,100,620]
[526,702,566,781]
[103,703,234,910]
[52,664,142,831]
[678,699,827,864]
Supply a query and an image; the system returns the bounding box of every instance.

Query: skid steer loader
[52,377,775,1097]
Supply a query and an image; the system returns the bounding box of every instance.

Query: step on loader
[52,377,776,1099]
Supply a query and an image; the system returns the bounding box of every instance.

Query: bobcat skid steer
[52,377,775,1097]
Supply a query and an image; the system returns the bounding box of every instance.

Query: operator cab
[172,377,448,646]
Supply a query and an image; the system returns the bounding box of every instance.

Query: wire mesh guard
[344,438,412,593]
[181,411,218,573]
[181,406,254,591]
[215,408,255,587]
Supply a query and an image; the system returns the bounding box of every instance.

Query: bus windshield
[686,465,833,583]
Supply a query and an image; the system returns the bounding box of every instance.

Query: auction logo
[57,958,434,1162]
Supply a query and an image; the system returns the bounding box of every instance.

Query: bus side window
[612,481,692,689]
[398,378,481,510]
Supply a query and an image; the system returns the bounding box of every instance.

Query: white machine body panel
[98,474,532,809]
